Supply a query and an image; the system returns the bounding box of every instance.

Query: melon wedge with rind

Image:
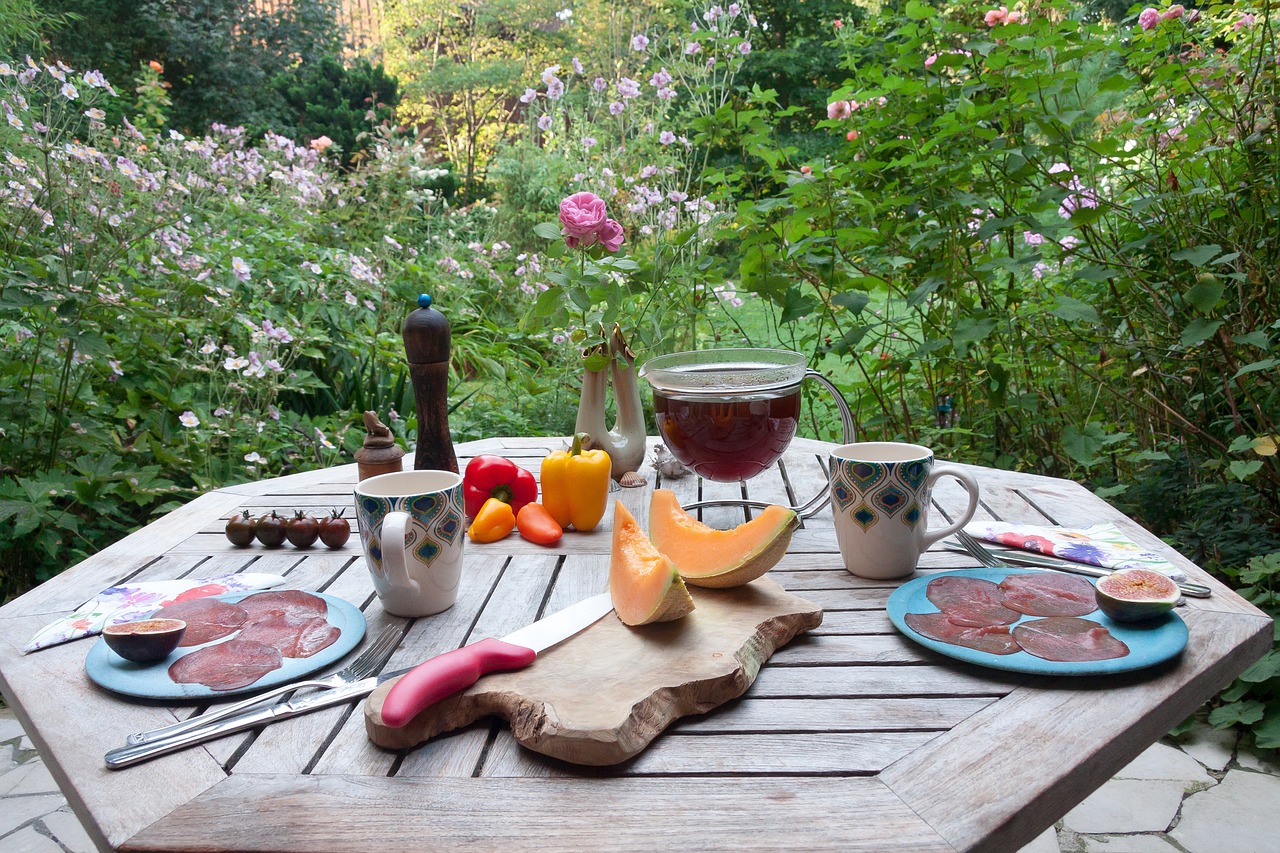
[648,489,799,589]
[1095,568,1181,623]
[609,500,696,626]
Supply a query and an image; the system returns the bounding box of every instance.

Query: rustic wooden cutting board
[364,577,822,765]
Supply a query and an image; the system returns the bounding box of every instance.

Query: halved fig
[1095,569,1180,623]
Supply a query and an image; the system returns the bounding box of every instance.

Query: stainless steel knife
[941,541,1213,598]
[105,593,615,769]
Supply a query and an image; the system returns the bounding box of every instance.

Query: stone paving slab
[3,703,1279,853]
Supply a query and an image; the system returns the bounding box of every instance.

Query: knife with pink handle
[379,593,614,728]
[105,593,614,768]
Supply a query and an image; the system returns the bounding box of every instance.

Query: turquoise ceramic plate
[85,591,365,700]
[887,568,1188,676]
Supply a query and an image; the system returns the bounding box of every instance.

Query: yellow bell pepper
[541,432,611,531]
[467,497,516,543]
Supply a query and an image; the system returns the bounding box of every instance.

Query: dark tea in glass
[640,349,809,483]
[652,386,800,481]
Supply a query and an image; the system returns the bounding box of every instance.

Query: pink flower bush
[984,7,1023,26]
[1138,7,1161,30]
[559,192,624,252]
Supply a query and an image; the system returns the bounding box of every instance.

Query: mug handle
[378,510,422,598]
[919,465,981,550]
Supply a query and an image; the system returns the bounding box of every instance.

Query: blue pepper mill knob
[402,294,458,473]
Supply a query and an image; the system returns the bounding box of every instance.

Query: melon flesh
[609,500,695,626]
[648,489,798,588]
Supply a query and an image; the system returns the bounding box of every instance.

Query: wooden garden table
[0,436,1270,853]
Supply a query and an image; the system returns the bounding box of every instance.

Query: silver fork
[955,529,1209,600]
[125,625,400,746]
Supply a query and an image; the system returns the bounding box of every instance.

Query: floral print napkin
[964,522,1186,581]
[23,573,286,653]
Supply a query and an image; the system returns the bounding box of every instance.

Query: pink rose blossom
[1235,13,1255,30]
[1138,7,1160,30]
[1161,5,1184,20]
[827,100,852,120]
[597,219,625,253]
[560,192,609,245]
[985,8,1007,26]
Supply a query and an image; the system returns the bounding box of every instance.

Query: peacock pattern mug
[830,442,980,580]
[354,470,466,617]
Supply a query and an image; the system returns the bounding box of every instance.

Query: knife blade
[104,593,615,769]
[379,591,614,727]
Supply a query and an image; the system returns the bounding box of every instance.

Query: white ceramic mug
[354,470,466,617]
[829,442,980,580]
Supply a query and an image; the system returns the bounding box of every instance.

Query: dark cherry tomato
[255,512,287,548]
[286,511,320,548]
[224,510,256,548]
[318,509,351,549]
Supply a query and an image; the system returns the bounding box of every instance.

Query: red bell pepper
[463,454,537,518]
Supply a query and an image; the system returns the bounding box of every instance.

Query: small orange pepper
[516,503,563,546]
[467,497,516,543]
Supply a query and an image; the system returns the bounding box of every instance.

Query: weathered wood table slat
[0,436,1270,853]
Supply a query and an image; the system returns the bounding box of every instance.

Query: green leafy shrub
[274,55,400,168]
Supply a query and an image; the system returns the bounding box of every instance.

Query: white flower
[60,82,79,100]
[244,451,262,463]
[231,256,251,282]
[179,411,200,428]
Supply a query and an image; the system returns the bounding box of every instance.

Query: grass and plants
[2,0,1277,743]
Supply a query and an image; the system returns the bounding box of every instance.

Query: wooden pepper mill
[354,411,405,481]
[402,293,458,473]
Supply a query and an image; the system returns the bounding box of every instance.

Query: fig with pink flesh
[1095,569,1180,623]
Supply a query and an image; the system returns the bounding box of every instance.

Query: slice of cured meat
[905,612,1022,655]
[238,611,340,658]
[925,576,1021,627]
[999,573,1098,617]
[168,639,283,691]
[1013,617,1130,662]
[155,598,249,646]
[238,589,329,622]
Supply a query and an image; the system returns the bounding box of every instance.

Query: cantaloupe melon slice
[609,500,696,626]
[648,489,798,589]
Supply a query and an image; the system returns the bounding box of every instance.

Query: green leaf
[1233,331,1271,349]
[832,291,871,314]
[1233,359,1278,380]
[533,221,563,241]
[1185,281,1225,313]
[1239,651,1280,683]
[905,0,934,20]
[1049,296,1100,324]
[1171,244,1221,267]
[1250,714,1280,750]
[1207,700,1266,728]
[780,287,818,324]
[1229,460,1264,480]
[1180,318,1223,346]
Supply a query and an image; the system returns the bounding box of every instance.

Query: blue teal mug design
[354,470,465,616]
[830,442,979,579]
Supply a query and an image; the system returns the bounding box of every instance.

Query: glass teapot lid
[638,347,807,396]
